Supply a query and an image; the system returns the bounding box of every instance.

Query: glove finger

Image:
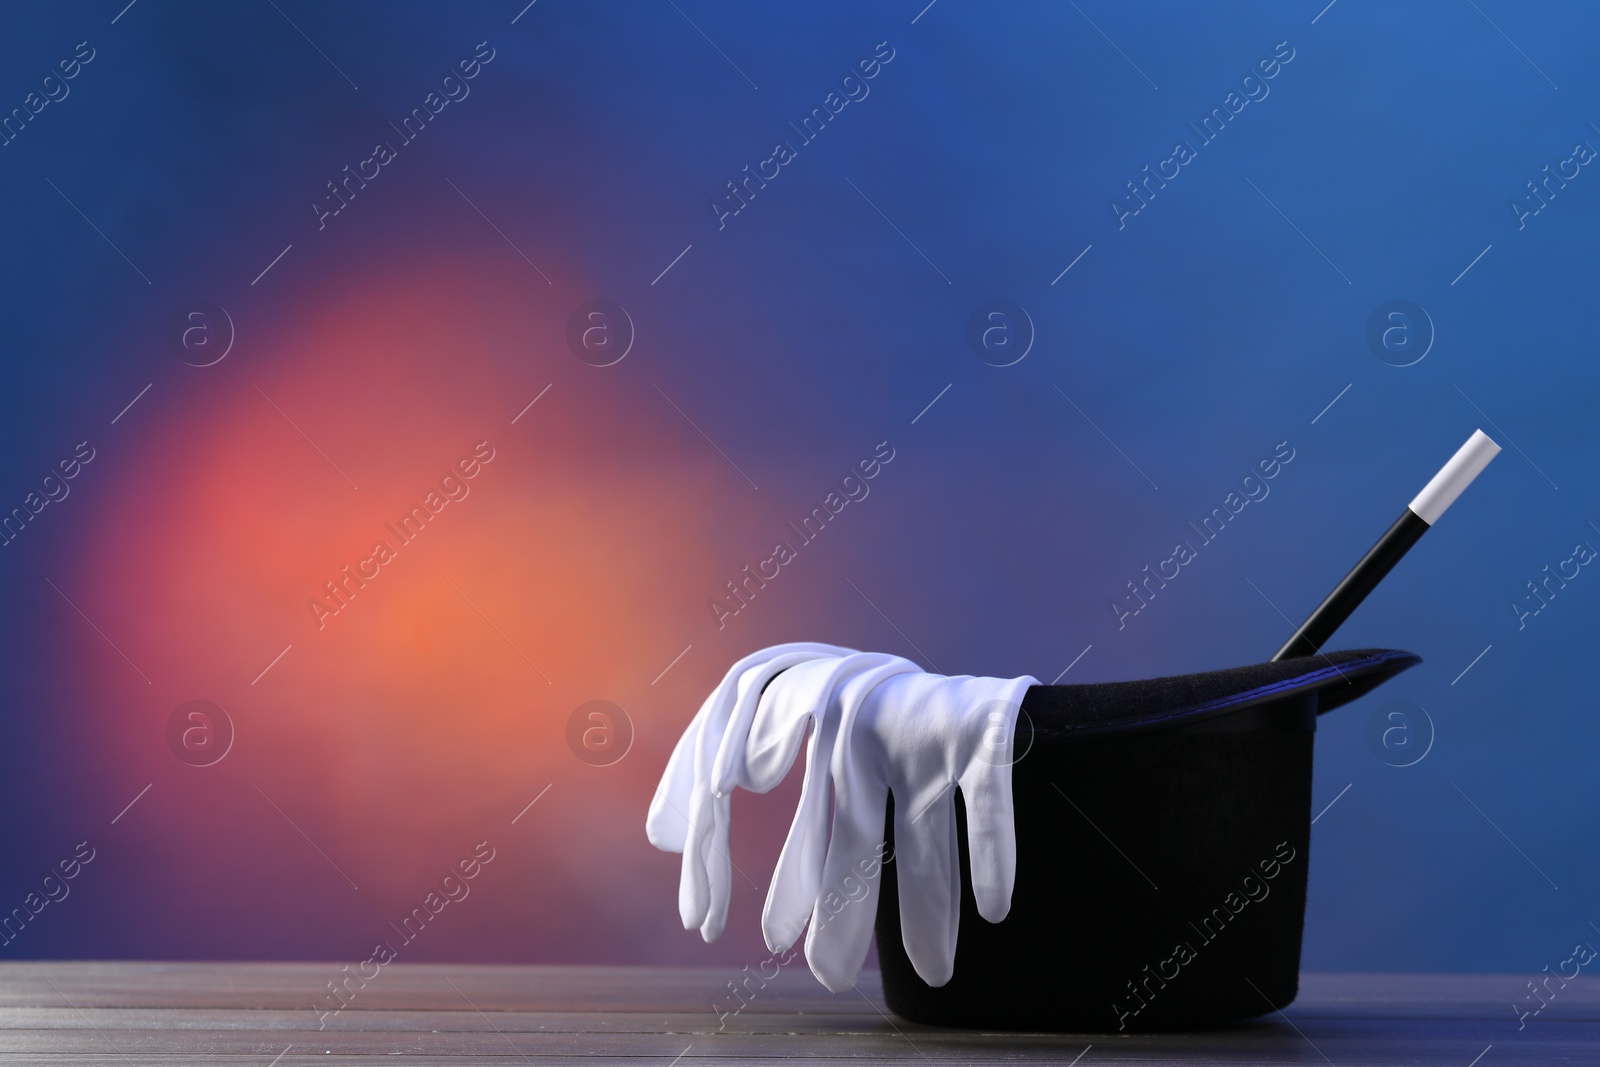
[698,792,734,942]
[671,657,757,924]
[644,742,694,852]
[802,779,890,992]
[956,681,1032,922]
[761,765,832,951]
[957,767,1017,923]
[760,655,902,948]
[889,782,961,987]
[682,684,740,934]
[645,686,717,852]
[677,782,717,932]
[801,659,921,990]
[758,665,841,949]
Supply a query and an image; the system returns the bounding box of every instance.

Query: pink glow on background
[61,260,817,962]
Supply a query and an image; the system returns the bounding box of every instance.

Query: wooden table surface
[0,963,1586,1064]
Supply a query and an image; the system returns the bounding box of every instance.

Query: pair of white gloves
[645,642,1038,991]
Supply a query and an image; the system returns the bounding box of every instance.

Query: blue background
[0,0,1593,974]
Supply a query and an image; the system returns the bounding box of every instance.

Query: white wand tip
[1409,429,1501,526]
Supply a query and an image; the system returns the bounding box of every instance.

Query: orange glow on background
[61,258,815,961]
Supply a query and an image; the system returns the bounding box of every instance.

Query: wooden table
[0,963,1585,1064]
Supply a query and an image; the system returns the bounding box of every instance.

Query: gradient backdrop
[1,0,1596,980]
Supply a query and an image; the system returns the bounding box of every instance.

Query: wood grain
[0,964,1586,1065]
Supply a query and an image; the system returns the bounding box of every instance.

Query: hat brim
[1023,648,1421,742]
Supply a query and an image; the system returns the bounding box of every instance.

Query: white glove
[721,653,923,953]
[804,669,1036,990]
[644,642,856,941]
[647,645,1036,992]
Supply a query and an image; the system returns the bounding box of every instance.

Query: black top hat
[874,647,1418,1033]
